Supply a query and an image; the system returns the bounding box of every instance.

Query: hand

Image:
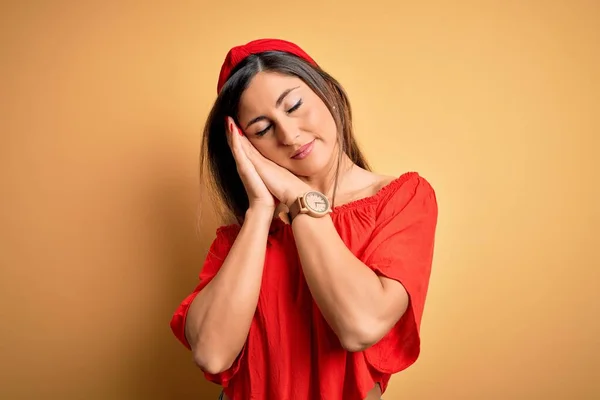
[237,133,311,208]
[226,117,275,212]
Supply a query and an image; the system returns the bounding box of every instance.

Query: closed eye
[255,100,303,137]
[287,99,303,113]
[256,126,270,137]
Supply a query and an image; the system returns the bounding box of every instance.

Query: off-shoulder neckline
[217,171,419,233]
[330,171,417,214]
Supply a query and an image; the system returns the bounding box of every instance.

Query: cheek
[304,105,336,140]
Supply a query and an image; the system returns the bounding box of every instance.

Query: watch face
[304,191,330,213]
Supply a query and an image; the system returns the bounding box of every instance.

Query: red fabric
[216,38,318,94]
[170,172,438,400]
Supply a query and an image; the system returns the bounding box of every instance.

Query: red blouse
[170,172,438,400]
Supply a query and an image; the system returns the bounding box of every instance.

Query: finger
[240,135,279,170]
[226,117,243,160]
[229,120,253,168]
[239,134,261,163]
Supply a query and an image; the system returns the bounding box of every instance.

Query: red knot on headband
[216,38,318,94]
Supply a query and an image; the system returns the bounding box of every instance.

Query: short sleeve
[362,173,438,375]
[169,224,242,385]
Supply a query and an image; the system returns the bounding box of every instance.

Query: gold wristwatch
[288,191,332,222]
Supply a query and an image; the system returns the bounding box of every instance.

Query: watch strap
[288,197,303,222]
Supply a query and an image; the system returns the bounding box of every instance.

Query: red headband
[216,38,318,94]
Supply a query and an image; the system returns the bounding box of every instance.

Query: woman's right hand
[226,116,276,213]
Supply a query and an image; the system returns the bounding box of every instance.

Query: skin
[186,72,409,400]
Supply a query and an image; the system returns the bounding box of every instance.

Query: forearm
[292,215,406,351]
[186,207,272,373]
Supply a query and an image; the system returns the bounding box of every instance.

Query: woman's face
[236,71,338,177]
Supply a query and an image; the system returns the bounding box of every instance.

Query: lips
[291,140,315,159]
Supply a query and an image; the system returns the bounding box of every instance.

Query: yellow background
[2,1,599,399]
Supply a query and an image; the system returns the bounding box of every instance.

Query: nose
[275,119,299,146]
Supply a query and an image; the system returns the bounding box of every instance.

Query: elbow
[338,325,383,353]
[192,350,233,375]
[339,295,410,352]
[188,327,234,374]
[339,334,379,353]
[340,338,374,353]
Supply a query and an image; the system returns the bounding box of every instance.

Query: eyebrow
[244,86,300,129]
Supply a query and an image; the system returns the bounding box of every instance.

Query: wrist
[245,205,275,222]
[283,185,312,208]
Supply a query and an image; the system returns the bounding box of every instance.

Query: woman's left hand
[235,134,312,207]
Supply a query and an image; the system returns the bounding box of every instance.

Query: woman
[170,38,438,400]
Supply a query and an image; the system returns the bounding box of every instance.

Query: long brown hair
[199,51,370,223]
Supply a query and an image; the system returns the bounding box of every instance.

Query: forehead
[238,72,306,113]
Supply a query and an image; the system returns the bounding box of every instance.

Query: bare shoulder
[373,174,398,192]
[341,168,396,196]
[369,171,428,198]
